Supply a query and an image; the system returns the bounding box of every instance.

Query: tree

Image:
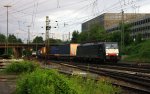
[0,33,6,43]
[123,23,133,46]
[71,30,79,43]
[8,34,23,43]
[17,38,23,43]
[78,24,106,43]
[107,23,133,46]
[124,32,132,46]
[8,34,17,43]
[44,38,62,45]
[78,31,89,43]
[88,24,106,42]
[135,33,142,44]
[107,31,121,43]
[32,36,44,43]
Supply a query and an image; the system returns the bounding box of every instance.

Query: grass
[15,69,121,94]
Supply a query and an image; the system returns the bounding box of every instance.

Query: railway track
[45,60,150,94]
[0,62,6,70]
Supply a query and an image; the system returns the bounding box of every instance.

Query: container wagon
[48,43,79,60]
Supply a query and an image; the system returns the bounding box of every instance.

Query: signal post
[45,16,51,65]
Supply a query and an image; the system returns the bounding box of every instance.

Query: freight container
[50,44,79,56]
[39,47,46,55]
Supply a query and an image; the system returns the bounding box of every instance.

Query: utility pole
[62,34,64,41]
[26,25,31,59]
[69,32,70,41]
[4,5,11,55]
[45,16,50,64]
[16,32,19,58]
[35,35,38,55]
[27,25,31,44]
[121,9,124,53]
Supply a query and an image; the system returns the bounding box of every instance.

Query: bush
[5,61,39,74]
[15,69,78,94]
[15,69,120,94]
[124,40,150,62]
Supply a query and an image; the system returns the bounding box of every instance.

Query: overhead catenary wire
[0,0,149,40]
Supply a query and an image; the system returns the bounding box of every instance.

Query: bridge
[0,43,45,58]
[0,43,64,58]
[0,43,45,48]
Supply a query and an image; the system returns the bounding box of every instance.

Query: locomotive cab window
[105,43,118,49]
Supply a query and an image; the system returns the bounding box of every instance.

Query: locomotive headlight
[116,53,119,56]
[106,53,108,56]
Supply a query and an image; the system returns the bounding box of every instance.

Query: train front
[104,42,120,62]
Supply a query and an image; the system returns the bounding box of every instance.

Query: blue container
[50,44,70,55]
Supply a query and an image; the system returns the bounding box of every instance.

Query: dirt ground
[0,75,17,94]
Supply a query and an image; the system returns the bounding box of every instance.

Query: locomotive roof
[79,42,118,46]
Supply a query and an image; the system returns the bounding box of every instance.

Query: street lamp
[4,5,11,55]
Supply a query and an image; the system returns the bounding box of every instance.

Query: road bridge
[0,43,45,58]
[0,43,45,48]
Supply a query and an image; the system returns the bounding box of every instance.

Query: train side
[37,44,79,60]
[38,42,120,63]
[76,43,105,62]
[48,44,79,60]
[76,42,120,62]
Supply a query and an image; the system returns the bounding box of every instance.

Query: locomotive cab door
[98,44,105,62]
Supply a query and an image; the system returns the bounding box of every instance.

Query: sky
[0,0,150,43]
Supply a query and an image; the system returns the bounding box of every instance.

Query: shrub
[124,40,150,62]
[15,69,78,94]
[5,61,39,74]
[15,69,120,94]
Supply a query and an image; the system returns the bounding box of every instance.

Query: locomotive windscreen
[105,43,118,49]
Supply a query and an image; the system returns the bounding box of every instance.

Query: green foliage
[135,33,142,44]
[78,31,89,42]
[15,69,120,94]
[45,38,63,44]
[0,33,6,43]
[107,31,121,43]
[70,76,120,94]
[8,34,23,43]
[15,69,78,94]
[0,48,5,55]
[124,40,150,62]
[5,61,39,74]
[8,48,13,56]
[32,36,44,43]
[75,23,133,46]
[17,38,23,43]
[23,49,32,57]
[71,30,80,43]
[107,23,133,46]
[78,24,106,43]
[88,24,106,42]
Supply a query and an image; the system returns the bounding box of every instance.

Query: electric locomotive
[76,42,120,62]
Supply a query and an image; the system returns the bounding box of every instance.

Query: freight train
[38,42,120,63]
